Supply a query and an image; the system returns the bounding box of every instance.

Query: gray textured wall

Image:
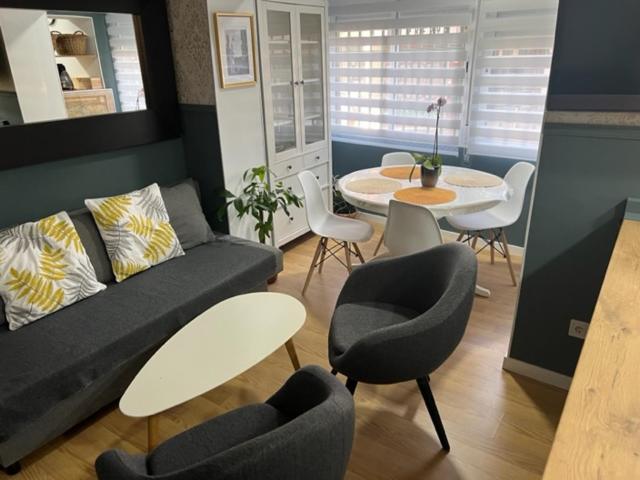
[166,0,216,106]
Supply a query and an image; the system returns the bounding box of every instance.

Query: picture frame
[213,12,257,89]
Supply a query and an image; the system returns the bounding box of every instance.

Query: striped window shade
[105,14,146,112]
[328,0,475,151]
[468,0,559,160]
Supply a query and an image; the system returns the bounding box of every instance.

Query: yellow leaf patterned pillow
[85,184,185,282]
[0,212,107,331]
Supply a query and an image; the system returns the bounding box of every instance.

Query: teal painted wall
[508,123,640,376]
[0,139,187,229]
[332,141,534,246]
[180,104,228,233]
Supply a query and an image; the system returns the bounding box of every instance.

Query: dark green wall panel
[0,139,186,229]
[180,104,228,233]
[509,123,640,376]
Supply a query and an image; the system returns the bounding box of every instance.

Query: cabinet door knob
[300,80,305,85]
[287,165,293,170]
[315,155,320,160]
[289,216,294,221]
[294,81,300,86]
[315,175,320,180]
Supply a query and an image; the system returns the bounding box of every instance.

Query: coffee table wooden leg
[285,339,301,370]
[148,414,159,452]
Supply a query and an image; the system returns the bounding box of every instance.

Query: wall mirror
[0,8,145,126]
[0,0,179,172]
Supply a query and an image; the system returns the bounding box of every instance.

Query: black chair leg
[3,462,21,476]
[416,377,450,451]
[346,378,358,395]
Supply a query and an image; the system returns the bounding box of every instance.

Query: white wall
[0,9,67,123]
[207,0,267,242]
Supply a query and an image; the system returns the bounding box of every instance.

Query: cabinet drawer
[271,156,303,180]
[307,163,330,188]
[303,148,328,168]
[274,203,307,246]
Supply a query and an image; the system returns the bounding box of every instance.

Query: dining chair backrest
[381,152,414,167]
[298,170,330,234]
[384,200,443,257]
[491,162,536,225]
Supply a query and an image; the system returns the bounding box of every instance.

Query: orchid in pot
[409,97,447,188]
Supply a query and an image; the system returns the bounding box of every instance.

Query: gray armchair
[95,366,355,480]
[329,243,477,451]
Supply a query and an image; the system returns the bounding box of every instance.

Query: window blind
[467,0,558,160]
[105,14,146,112]
[328,0,475,150]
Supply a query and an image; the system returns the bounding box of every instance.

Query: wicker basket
[50,31,61,53]
[56,31,88,56]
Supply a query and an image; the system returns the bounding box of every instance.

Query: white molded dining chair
[376,200,443,259]
[446,162,535,286]
[381,151,414,167]
[298,170,374,295]
[374,151,416,255]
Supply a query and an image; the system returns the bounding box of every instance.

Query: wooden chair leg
[416,377,450,452]
[471,233,479,250]
[500,230,518,286]
[353,243,366,264]
[302,237,324,295]
[344,242,353,273]
[373,232,385,256]
[456,231,465,242]
[284,339,301,370]
[318,237,328,274]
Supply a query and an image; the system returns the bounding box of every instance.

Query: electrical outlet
[569,319,589,339]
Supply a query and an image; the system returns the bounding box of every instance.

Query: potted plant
[332,175,357,217]
[410,97,447,188]
[219,166,304,245]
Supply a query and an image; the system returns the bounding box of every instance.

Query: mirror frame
[0,0,180,171]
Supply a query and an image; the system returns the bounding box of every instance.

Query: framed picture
[213,12,257,89]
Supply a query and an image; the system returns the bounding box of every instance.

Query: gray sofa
[0,181,283,470]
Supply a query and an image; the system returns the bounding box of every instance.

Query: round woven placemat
[444,172,503,188]
[346,178,402,194]
[394,187,457,205]
[380,166,420,181]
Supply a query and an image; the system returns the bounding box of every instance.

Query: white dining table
[338,165,513,298]
[338,165,511,219]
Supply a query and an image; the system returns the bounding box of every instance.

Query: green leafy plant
[332,175,357,216]
[410,96,447,180]
[219,166,304,244]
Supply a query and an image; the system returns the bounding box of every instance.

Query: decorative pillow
[85,184,185,282]
[160,179,215,250]
[0,212,107,331]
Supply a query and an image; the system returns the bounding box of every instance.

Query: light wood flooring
[2,228,567,480]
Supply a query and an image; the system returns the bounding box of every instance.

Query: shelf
[301,40,320,45]
[269,39,291,45]
[55,54,97,58]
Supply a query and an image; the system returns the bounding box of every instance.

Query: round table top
[338,165,512,218]
[119,292,306,418]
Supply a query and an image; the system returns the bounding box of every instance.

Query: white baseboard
[502,356,572,390]
[355,212,525,256]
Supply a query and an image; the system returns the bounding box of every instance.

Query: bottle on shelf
[57,64,74,91]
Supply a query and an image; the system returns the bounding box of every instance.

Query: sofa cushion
[69,209,115,285]
[0,236,282,443]
[160,179,215,250]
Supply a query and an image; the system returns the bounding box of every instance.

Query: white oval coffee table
[119,292,305,450]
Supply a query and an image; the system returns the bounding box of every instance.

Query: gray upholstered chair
[329,243,477,451]
[95,366,355,480]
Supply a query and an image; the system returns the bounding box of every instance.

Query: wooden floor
[2,227,567,480]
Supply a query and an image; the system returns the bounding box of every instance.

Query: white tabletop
[119,292,306,418]
[338,165,511,218]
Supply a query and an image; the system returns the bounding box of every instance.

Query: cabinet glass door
[265,8,298,155]
[298,11,325,147]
